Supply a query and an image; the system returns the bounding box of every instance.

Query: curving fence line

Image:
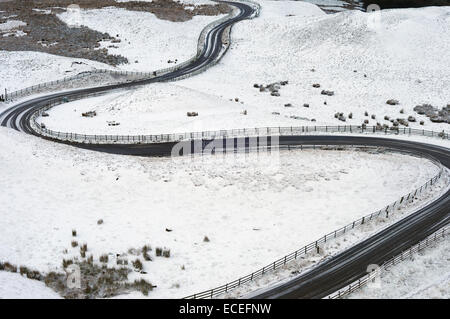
[30,98,450,145]
[26,88,449,144]
[3,0,260,102]
[183,153,446,299]
[326,226,448,299]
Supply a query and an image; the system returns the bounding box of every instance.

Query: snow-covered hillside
[348,236,450,299]
[0,3,221,95]
[0,51,116,93]
[38,0,450,136]
[56,7,223,72]
[0,271,61,299]
[0,127,441,298]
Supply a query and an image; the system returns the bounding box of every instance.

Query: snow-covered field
[348,235,450,299]
[35,0,450,136]
[0,127,441,298]
[222,174,449,298]
[56,6,223,72]
[0,2,221,95]
[0,271,61,299]
[0,51,116,93]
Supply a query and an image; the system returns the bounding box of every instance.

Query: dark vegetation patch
[0,230,171,298]
[0,0,230,66]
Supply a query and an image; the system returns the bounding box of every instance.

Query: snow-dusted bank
[36,0,450,136]
[0,127,443,298]
[348,235,450,299]
[56,5,225,72]
[0,271,61,299]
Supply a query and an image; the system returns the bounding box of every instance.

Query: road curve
[0,0,449,299]
[0,1,255,132]
[249,136,450,299]
[64,135,449,299]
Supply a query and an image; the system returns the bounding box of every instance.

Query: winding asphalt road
[0,1,254,133]
[0,1,448,299]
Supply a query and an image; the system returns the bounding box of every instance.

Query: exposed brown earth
[0,0,230,66]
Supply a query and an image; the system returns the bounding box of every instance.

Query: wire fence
[27,86,449,144]
[326,226,448,299]
[31,104,450,145]
[1,0,259,103]
[183,156,445,299]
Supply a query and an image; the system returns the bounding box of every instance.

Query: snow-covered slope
[56,7,223,72]
[348,236,450,299]
[0,4,222,95]
[0,51,115,94]
[40,1,450,135]
[0,272,61,299]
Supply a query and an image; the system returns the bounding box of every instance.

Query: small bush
[26,270,42,280]
[19,266,29,276]
[99,254,109,263]
[142,245,151,254]
[71,241,78,248]
[203,236,210,242]
[162,249,171,258]
[97,219,104,225]
[62,259,73,269]
[132,279,154,296]
[117,259,129,266]
[72,229,77,237]
[80,243,88,258]
[155,247,162,257]
[5,262,17,272]
[143,251,152,261]
[132,259,143,271]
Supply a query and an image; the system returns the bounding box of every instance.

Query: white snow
[348,235,450,299]
[0,271,62,299]
[0,2,224,95]
[56,6,224,72]
[0,51,116,94]
[177,0,450,131]
[0,126,442,298]
[0,19,26,31]
[223,172,449,298]
[38,1,450,135]
[1,0,449,299]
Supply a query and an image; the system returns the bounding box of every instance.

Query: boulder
[321,90,334,96]
[386,99,399,105]
[82,111,97,118]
